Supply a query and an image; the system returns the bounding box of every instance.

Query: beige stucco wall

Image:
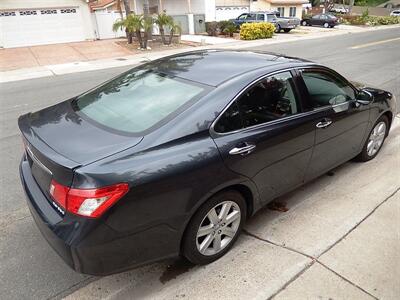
[270,4,303,18]
[0,0,96,40]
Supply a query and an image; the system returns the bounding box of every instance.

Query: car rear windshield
[74,70,207,134]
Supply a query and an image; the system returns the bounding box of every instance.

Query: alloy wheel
[196,201,241,256]
[367,121,386,157]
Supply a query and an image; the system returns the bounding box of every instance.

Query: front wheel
[283,29,291,33]
[323,22,329,28]
[301,20,307,26]
[183,190,246,265]
[356,115,389,162]
[275,24,281,33]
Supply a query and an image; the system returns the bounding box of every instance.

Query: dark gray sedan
[19,50,396,275]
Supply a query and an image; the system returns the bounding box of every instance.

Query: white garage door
[215,6,250,21]
[0,8,85,48]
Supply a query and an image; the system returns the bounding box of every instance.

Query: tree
[166,21,181,45]
[155,12,173,45]
[143,0,152,40]
[113,14,145,48]
[323,0,335,11]
[122,0,132,42]
[142,16,154,49]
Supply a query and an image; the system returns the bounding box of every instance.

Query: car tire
[275,24,281,33]
[323,22,329,28]
[356,115,389,162]
[302,20,307,26]
[283,29,291,33]
[182,190,246,265]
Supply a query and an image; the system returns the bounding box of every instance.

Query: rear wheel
[283,28,291,33]
[356,115,389,162]
[302,20,307,26]
[183,191,246,265]
[323,22,329,28]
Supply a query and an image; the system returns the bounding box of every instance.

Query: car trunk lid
[19,100,143,200]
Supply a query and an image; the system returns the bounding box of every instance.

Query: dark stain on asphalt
[267,200,289,212]
[159,259,195,284]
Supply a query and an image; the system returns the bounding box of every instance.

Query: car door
[311,14,322,26]
[211,71,316,203]
[297,68,371,181]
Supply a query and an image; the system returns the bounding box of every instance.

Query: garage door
[0,8,85,48]
[215,6,249,21]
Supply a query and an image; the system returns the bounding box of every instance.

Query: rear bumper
[19,157,180,275]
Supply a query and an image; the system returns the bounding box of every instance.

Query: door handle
[229,143,256,156]
[316,119,333,129]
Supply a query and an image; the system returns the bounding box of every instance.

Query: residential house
[0,0,308,48]
[0,0,96,48]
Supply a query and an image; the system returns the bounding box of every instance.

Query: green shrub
[219,20,237,37]
[366,15,400,25]
[240,22,275,40]
[205,21,218,36]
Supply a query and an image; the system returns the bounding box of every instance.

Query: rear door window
[74,70,208,134]
[214,71,299,133]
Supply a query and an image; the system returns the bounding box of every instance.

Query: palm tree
[155,12,173,45]
[167,21,181,45]
[113,14,145,48]
[142,16,154,49]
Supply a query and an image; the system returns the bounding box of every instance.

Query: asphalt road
[0,27,399,300]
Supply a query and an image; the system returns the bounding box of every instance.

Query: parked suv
[232,11,300,33]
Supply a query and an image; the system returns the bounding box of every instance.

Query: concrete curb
[1,24,399,84]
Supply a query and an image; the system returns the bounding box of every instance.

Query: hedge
[339,14,400,26]
[240,23,275,40]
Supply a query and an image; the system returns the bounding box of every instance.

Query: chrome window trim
[210,68,304,137]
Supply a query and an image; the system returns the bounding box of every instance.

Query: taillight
[49,180,129,218]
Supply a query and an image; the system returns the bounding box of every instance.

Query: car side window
[313,14,320,19]
[301,70,356,108]
[214,102,242,133]
[238,14,248,20]
[257,14,265,21]
[248,13,256,20]
[214,72,298,133]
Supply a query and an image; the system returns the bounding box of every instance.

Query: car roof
[150,50,311,87]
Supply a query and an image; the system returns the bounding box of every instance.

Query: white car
[330,6,349,14]
[390,10,400,16]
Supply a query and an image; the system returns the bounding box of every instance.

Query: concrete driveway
[0,27,399,299]
[0,40,132,72]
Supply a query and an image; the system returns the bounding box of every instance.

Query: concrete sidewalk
[1,24,399,84]
[64,118,400,300]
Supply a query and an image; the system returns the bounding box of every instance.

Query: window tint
[248,13,256,20]
[267,14,276,21]
[257,13,265,20]
[75,70,206,134]
[302,70,355,108]
[238,14,248,20]
[214,102,242,133]
[214,72,298,133]
[313,14,320,19]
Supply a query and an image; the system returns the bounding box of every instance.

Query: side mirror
[355,90,373,107]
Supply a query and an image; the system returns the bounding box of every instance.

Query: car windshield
[74,70,206,134]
